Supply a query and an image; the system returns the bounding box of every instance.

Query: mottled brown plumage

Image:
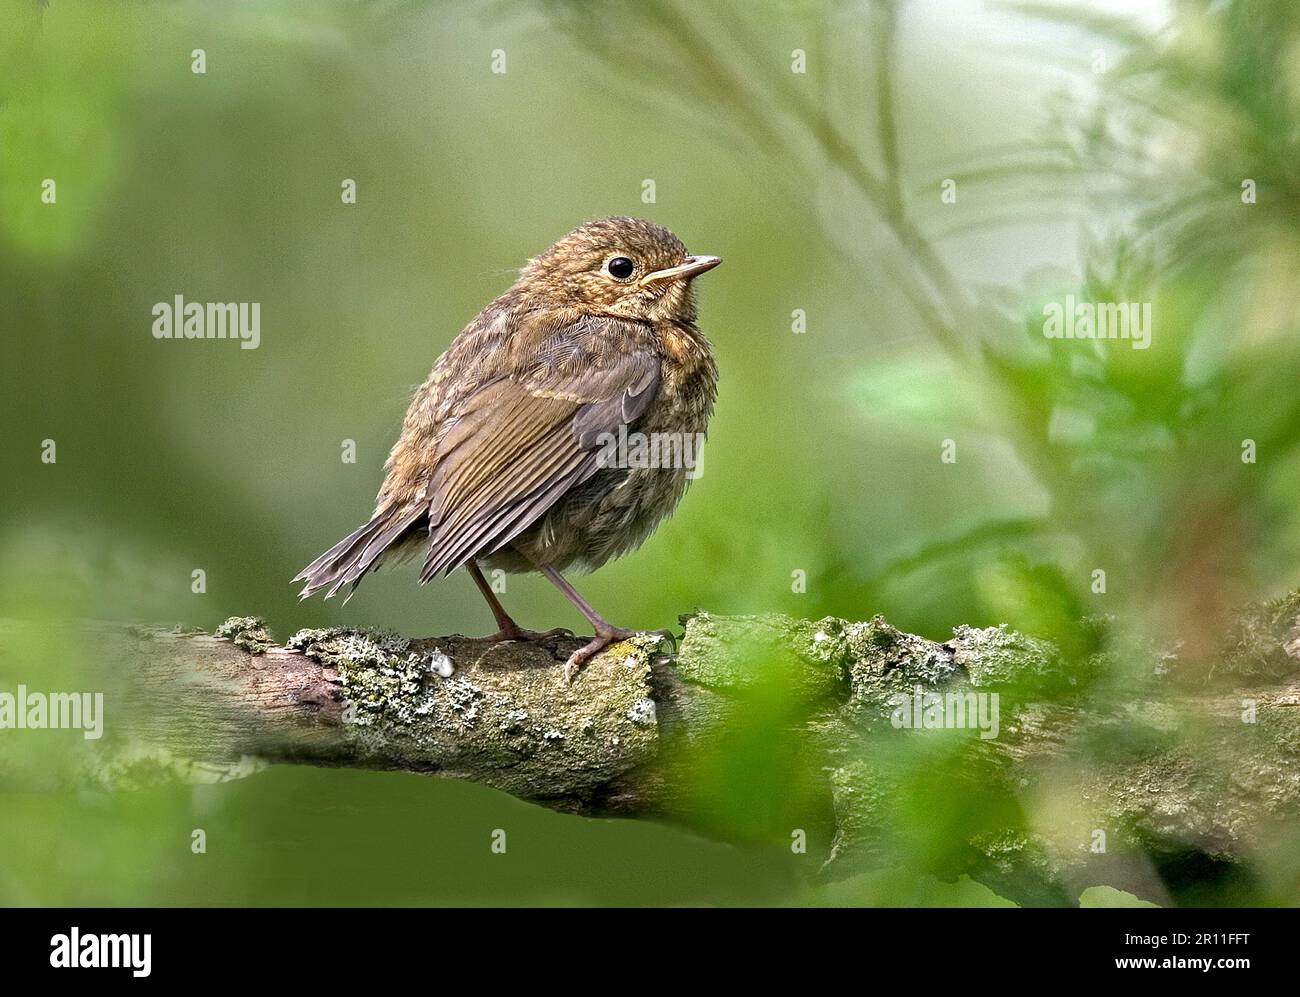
[295,217,720,679]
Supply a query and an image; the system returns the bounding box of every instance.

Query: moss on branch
[3,590,1298,900]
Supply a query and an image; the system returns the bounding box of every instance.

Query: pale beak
[640,254,722,286]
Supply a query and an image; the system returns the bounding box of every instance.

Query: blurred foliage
[2,0,1297,905]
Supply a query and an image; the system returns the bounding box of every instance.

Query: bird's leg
[537,564,675,683]
[466,562,573,643]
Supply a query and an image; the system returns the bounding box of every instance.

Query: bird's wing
[417,315,661,581]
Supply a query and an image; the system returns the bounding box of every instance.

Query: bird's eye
[606,256,636,280]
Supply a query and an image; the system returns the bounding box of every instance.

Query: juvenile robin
[295,217,721,680]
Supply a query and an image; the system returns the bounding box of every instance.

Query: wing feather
[414,318,661,580]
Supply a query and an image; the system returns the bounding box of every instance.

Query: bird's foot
[562,626,676,684]
[482,623,574,644]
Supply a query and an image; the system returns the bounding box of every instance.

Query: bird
[294,217,721,681]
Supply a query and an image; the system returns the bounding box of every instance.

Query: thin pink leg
[537,564,674,682]
[466,562,572,643]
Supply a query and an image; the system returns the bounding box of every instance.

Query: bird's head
[516,216,721,323]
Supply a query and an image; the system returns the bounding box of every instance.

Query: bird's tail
[293,505,426,601]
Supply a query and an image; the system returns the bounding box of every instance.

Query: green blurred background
[2,0,1298,905]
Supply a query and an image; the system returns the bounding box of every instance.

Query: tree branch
[4,592,1299,895]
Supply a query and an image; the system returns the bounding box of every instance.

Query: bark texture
[3,593,1299,893]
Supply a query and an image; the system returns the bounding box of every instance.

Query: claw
[562,655,585,685]
[560,626,681,683]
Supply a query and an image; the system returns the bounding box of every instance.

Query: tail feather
[294,506,425,600]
